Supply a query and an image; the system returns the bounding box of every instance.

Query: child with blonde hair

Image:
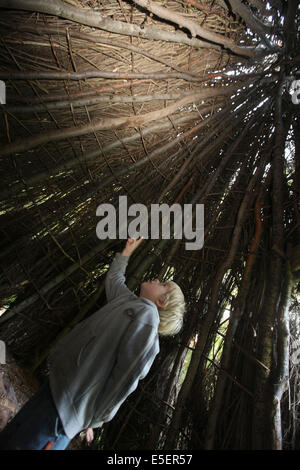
[140,279,185,336]
[0,238,185,449]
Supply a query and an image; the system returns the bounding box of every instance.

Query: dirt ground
[0,350,83,450]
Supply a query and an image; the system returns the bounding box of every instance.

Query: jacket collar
[140,296,158,310]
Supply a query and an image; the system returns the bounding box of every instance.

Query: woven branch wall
[0,0,299,450]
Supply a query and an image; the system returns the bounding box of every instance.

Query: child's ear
[157,296,167,309]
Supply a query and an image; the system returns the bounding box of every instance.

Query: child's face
[139,280,171,308]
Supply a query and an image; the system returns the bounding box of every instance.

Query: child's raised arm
[121,237,144,257]
[105,238,144,302]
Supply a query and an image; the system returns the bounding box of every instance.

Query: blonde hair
[157,281,185,336]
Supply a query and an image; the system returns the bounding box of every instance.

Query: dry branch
[228,0,275,49]
[205,180,265,449]
[0,0,245,53]
[0,70,202,82]
[271,258,292,449]
[0,0,299,452]
[5,92,206,114]
[0,22,201,80]
[131,0,256,57]
[0,239,112,325]
[0,85,238,156]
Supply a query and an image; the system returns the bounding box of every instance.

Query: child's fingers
[127,237,144,244]
[126,238,137,246]
[85,428,94,443]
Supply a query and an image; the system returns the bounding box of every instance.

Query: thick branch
[229,0,275,49]
[0,86,237,156]
[0,69,202,82]
[165,154,267,450]
[205,184,264,449]
[4,92,205,115]
[271,258,292,450]
[246,0,268,15]
[283,0,298,55]
[251,82,289,450]
[131,0,255,57]
[0,0,221,51]
[0,0,256,58]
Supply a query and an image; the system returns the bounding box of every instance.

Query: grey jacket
[49,253,160,439]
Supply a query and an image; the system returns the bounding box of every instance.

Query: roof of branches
[0,0,299,366]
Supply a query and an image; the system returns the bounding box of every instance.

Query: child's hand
[85,427,94,443]
[121,237,144,257]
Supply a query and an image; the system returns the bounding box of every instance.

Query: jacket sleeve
[105,252,133,302]
[91,318,159,426]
